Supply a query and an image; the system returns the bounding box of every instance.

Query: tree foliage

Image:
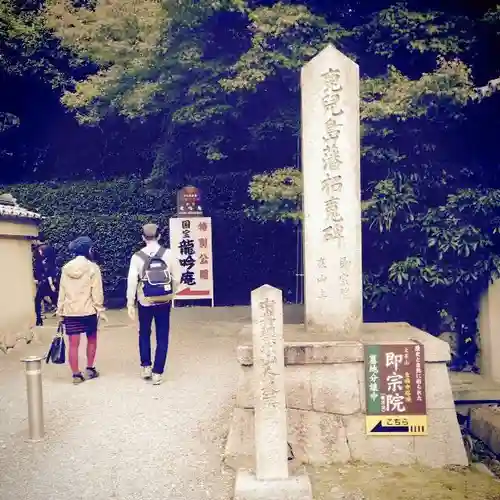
[0,0,74,81]
[243,2,500,369]
[1,0,499,368]
[45,0,166,122]
[0,0,76,165]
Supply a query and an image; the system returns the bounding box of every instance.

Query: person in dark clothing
[33,243,59,326]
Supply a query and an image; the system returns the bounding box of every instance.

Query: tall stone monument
[301,45,362,337]
[225,44,467,473]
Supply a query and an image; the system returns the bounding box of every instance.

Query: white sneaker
[152,373,163,385]
[141,366,152,379]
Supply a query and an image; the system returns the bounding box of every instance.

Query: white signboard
[169,216,214,305]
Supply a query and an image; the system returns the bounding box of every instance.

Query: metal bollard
[20,355,45,442]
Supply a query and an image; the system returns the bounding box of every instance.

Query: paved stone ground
[0,307,250,500]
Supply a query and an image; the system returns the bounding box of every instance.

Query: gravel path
[0,308,244,500]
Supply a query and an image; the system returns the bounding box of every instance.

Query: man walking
[126,223,180,385]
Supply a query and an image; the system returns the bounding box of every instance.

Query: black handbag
[45,322,66,364]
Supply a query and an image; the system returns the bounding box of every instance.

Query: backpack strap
[156,246,167,260]
[136,251,149,263]
[136,247,167,281]
[135,250,151,281]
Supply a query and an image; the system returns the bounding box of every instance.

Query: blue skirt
[63,315,98,336]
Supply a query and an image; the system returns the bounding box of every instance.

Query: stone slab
[342,414,416,465]
[287,408,351,464]
[236,365,315,411]
[310,364,362,414]
[237,323,450,366]
[225,406,468,468]
[413,408,469,467]
[287,366,314,410]
[239,359,455,414]
[223,407,307,476]
[470,406,500,455]
[237,363,363,415]
[234,469,312,500]
[224,407,351,467]
[450,372,500,403]
[424,363,457,409]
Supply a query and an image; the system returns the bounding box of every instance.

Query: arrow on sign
[370,420,409,433]
[178,288,210,296]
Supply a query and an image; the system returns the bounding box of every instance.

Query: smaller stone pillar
[234,285,312,500]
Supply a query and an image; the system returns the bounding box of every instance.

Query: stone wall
[224,323,468,469]
[471,406,500,455]
[0,200,40,352]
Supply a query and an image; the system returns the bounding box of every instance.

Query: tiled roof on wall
[0,193,41,220]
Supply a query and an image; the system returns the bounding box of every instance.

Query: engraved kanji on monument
[234,284,312,500]
[301,44,363,338]
[251,284,288,480]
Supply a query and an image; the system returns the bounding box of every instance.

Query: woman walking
[57,236,107,384]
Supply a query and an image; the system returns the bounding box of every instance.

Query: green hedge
[6,172,254,216]
[3,178,298,307]
[8,179,176,216]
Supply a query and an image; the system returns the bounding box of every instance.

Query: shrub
[3,179,298,307]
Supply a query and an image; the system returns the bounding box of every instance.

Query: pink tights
[68,334,97,374]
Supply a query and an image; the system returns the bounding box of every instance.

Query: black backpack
[136,247,173,304]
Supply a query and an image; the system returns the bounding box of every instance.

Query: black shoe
[85,367,100,380]
[72,373,85,385]
[36,319,43,326]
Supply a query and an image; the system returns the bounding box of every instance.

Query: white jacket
[57,256,105,317]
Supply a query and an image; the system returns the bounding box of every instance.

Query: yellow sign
[366,415,428,436]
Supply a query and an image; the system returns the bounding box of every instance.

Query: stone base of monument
[224,322,468,469]
[234,469,312,500]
